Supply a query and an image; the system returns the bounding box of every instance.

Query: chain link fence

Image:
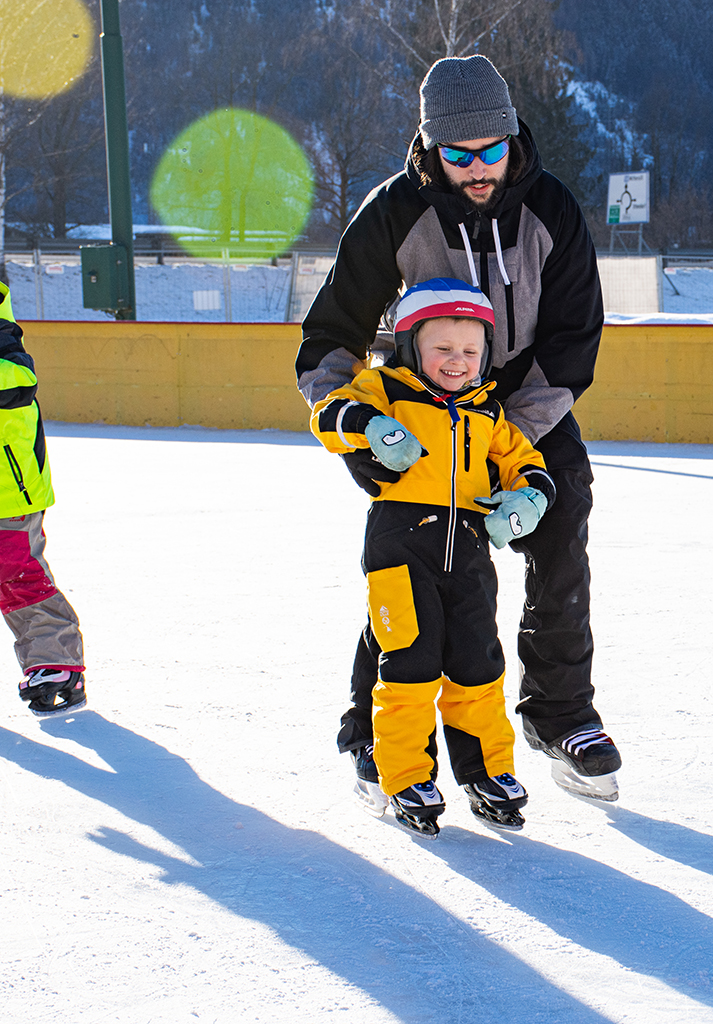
[4,249,337,322]
[4,247,713,320]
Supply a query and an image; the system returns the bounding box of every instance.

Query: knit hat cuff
[420,107,519,150]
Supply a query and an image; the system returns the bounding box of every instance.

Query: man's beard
[452,176,507,216]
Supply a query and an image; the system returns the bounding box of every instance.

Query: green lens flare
[0,0,93,99]
[149,109,314,260]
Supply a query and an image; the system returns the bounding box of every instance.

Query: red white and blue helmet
[393,278,495,382]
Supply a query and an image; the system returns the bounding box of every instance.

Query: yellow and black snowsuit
[312,365,552,796]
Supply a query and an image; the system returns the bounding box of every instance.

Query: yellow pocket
[367,564,420,653]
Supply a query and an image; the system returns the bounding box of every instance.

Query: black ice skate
[464,773,528,831]
[390,781,445,838]
[544,725,621,802]
[523,719,621,802]
[350,744,389,816]
[19,669,87,717]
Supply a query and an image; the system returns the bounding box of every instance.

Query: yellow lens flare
[0,0,94,100]
[150,108,315,261]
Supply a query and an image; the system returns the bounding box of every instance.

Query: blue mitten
[475,487,547,549]
[364,415,422,472]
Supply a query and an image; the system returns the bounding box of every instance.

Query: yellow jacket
[311,365,550,510]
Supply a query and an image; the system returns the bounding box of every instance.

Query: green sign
[608,205,621,225]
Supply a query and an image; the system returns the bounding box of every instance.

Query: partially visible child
[311,278,555,836]
[0,282,86,716]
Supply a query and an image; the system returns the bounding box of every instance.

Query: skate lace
[561,729,614,756]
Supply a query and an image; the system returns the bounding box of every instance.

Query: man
[296,55,622,802]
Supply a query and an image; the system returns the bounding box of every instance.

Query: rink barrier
[20,320,713,443]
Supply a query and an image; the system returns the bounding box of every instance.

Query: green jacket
[0,283,54,518]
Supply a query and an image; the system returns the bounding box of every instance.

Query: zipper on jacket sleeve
[4,444,32,504]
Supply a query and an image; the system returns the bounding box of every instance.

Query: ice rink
[1,424,712,1024]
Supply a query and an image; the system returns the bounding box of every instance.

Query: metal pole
[33,248,44,319]
[222,248,233,322]
[99,0,136,319]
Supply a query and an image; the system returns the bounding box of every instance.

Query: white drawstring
[491,218,511,286]
[458,222,479,287]
[459,219,510,288]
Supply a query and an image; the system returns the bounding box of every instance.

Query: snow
[1,423,712,1023]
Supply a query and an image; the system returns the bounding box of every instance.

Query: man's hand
[474,487,547,549]
[340,449,401,497]
[364,415,423,472]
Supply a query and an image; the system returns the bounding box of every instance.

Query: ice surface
[1,425,712,1023]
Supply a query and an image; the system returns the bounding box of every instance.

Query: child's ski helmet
[393,277,495,382]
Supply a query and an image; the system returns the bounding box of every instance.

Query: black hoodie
[297,120,603,444]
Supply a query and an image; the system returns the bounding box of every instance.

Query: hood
[405,118,543,224]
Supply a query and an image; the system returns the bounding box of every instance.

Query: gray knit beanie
[419,55,518,149]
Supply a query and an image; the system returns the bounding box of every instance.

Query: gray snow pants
[0,511,84,673]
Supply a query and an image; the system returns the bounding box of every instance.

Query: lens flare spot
[0,0,94,99]
[149,109,314,260]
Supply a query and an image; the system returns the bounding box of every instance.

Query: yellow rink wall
[19,320,713,443]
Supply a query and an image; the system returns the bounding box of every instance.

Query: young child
[0,282,86,716]
[311,278,555,836]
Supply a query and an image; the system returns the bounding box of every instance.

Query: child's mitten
[364,415,423,472]
[474,487,547,549]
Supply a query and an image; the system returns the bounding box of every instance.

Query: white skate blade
[551,762,619,802]
[353,778,389,817]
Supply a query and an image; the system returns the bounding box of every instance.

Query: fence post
[656,254,663,312]
[33,248,44,319]
[285,251,298,322]
[222,248,232,322]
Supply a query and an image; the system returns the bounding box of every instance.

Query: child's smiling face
[415,317,486,391]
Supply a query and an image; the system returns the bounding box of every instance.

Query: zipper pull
[433,392,461,424]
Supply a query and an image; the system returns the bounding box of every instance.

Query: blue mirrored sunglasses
[438,137,510,168]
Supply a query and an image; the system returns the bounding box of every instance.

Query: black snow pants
[337,413,599,753]
[360,499,513,792]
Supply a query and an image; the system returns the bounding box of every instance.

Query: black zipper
[463,415,471,472]
[4,444,32,505]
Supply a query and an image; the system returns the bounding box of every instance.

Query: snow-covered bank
[1,426,712,1023]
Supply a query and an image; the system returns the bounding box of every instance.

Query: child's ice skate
[350,744,389,816]
[464,772,528,831]
[19,668,87,717]
[390,780,445,838]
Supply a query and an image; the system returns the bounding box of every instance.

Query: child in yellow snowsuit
[311,279,555,836]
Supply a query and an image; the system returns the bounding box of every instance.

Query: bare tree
[302,23,403,238]
[0,92,48,283]
[338,0,594,200]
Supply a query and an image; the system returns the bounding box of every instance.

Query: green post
[99,0,136,319]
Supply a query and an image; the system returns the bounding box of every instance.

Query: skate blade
[469,803,525,832]
[393,811,440,839]
[29,697,88,718]
[353,779,389,818]
[551,762,619,802]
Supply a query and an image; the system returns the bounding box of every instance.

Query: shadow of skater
[0,712,614,1024]
[430,821,713,1006]
[605,805,713,876]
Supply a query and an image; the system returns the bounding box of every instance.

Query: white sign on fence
[607,172,650,225]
